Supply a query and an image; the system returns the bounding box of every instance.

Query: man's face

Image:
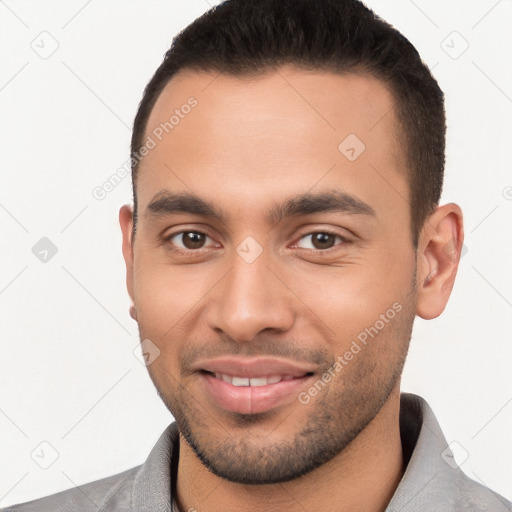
[123,67,419,484]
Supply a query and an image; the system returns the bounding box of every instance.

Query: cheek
[132,266,193,393]
[285,258,411,340]
[132,256,213,335]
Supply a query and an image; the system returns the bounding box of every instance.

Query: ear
[416,203,464,320]
[119,205,135,305]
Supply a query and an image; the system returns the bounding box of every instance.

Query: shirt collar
[386,393,510,511]
[129,393,508,512]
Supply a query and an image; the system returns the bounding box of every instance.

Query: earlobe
[119,205,136,308]
[416,203,464,320]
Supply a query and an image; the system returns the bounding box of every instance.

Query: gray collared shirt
[2,393,510,511]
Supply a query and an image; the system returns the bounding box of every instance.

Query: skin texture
[120,66,464,512]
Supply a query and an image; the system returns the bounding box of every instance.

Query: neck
[176,388,404,512]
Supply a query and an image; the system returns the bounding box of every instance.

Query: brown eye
[312,233,336,249]
[181,232,206,249]
[167,231,213,250]
[296,232,344,250]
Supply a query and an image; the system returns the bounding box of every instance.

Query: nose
[206,253,296,342]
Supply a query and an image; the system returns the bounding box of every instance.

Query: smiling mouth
[198,369,316,414]
[202,370,314,387]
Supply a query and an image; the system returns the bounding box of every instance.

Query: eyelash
[163,229,351,255]
[292,230,351,252]
[162,229,218,256]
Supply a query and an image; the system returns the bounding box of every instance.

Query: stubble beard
[153,302,416,485]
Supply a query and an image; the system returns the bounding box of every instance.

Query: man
[4,0,510,510]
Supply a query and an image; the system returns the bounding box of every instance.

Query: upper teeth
[213,373,295,386]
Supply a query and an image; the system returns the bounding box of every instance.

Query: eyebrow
[146,191,225,220]
[267,190,376,224]
[145,190,376,224]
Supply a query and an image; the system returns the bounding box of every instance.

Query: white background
[1,0,511,507]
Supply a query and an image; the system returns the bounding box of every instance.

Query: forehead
[138,66,407,223]
[145,66,400,146]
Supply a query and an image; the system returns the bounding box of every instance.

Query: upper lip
[193,356,317,378]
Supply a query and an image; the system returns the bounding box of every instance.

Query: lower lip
[200,372,313,414]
